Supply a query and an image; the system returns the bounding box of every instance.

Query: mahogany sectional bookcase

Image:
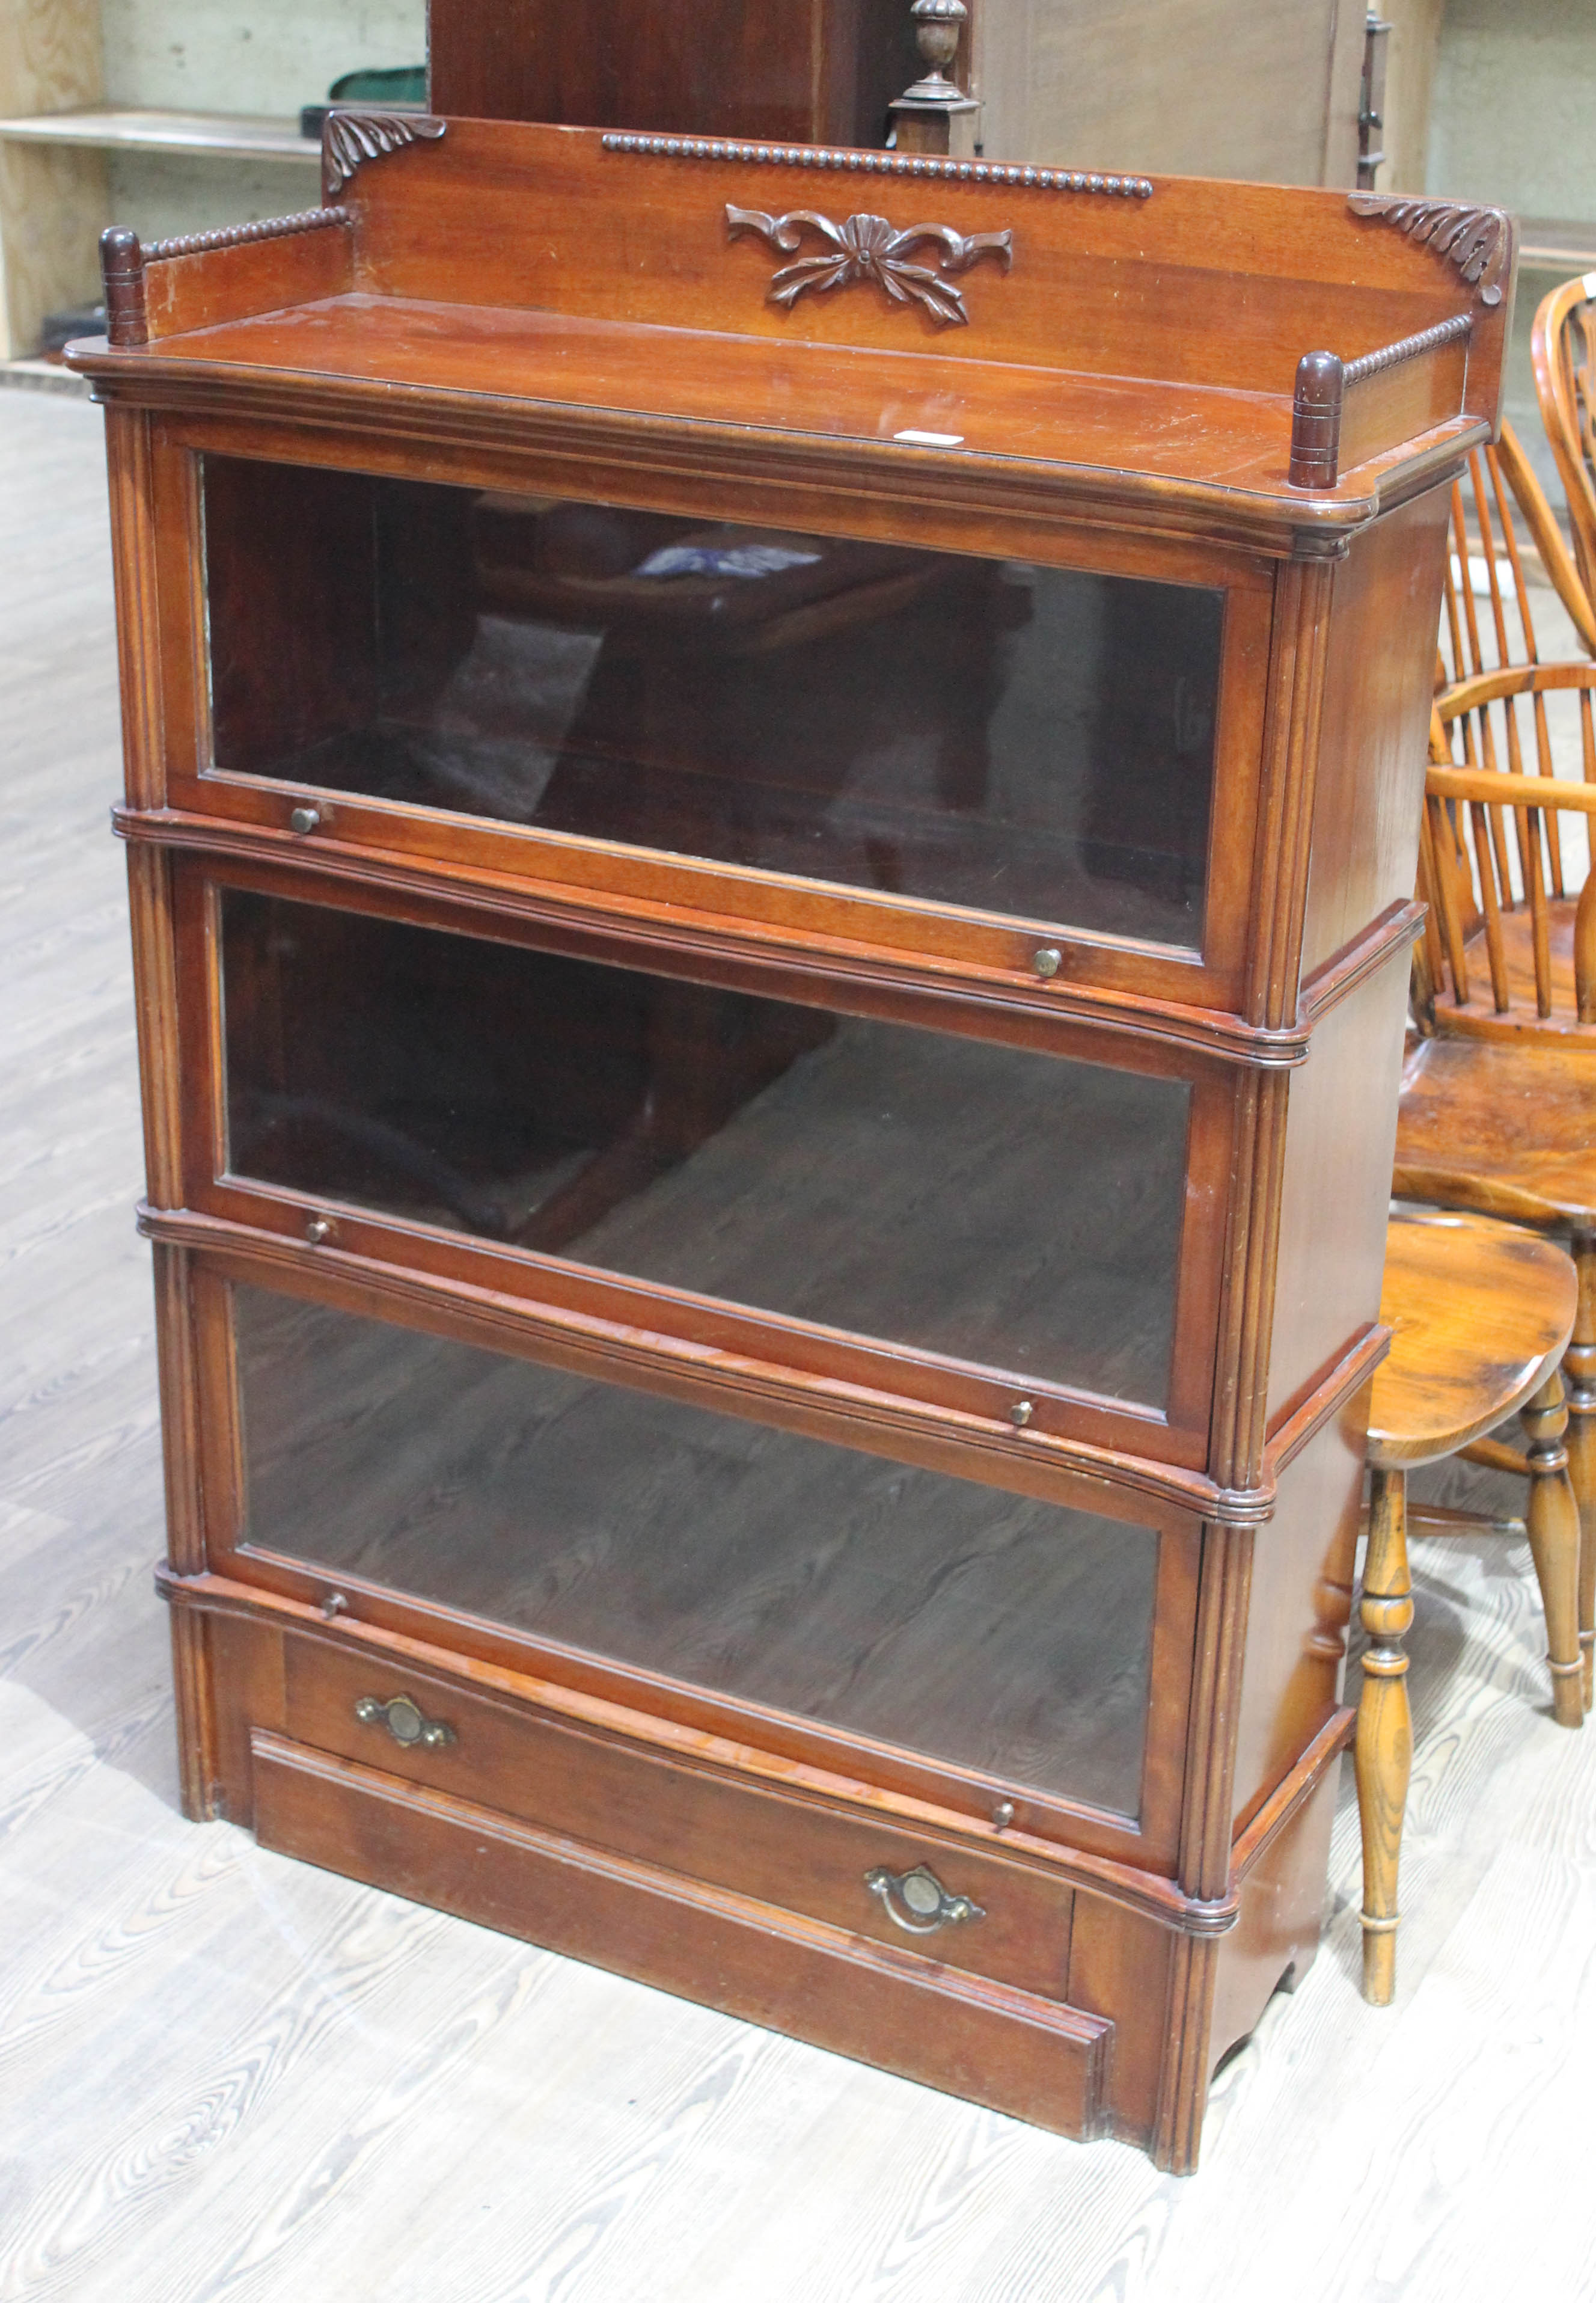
[70,119,1512,2170]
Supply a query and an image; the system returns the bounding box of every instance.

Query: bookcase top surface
[68,117,1515,551]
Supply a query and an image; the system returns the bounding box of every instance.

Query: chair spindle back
[1532,273,1596,624]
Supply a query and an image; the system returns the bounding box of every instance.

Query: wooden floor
[4,388,1596,2303]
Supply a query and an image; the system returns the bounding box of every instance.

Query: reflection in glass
[222,892,1191,1405]
[203,458,1222,946]
[233,1283,1157,1812]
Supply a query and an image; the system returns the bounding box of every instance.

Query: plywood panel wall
[0,0,106,358]
[974,0,1366,186]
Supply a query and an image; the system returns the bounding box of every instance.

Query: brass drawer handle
[353,1693,456,1750]
[864,1863,985,1934]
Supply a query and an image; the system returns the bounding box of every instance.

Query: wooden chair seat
[1356,1210,1583,2007]
[1369,1210,1577,1465]
[1394,1033,1596,1228]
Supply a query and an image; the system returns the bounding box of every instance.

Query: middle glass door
[177,860,1234,1460]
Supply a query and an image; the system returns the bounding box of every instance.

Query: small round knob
[289,806,322,835]
[1032,948,1062,979]
[305,1215,333,1245]
[321,1591,349,1619]
[1010,1400,1034,1429]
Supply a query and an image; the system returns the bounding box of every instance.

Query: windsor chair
[1396,426,1596,1717]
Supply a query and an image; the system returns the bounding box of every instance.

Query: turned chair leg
[1521,1369,1586,1729]
[1564,1233,1596,1714]
[1357,1463,1413,2006]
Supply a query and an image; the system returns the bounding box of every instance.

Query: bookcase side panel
[1229,1405,1365,1832]
[1266,954,1411,1427]
[1298,485,1452,981]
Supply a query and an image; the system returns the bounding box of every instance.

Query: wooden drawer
[282,1633,1078,2002]
[253,1728,1111,2142]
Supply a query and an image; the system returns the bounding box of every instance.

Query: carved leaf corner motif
[322,110,447,204]
[1347,194,1509,307]
[726,205,1012,326]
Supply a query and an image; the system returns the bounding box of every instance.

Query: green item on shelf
[328,66,427,106]
[300,66,426,142]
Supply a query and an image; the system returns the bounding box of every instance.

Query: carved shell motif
[726,206,1012,326]
[322,110,447,205]
[1347,195,1510,307]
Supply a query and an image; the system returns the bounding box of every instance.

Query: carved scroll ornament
[1347,195,1509,307]
[322,109,446,204]
[726,206,1012,326]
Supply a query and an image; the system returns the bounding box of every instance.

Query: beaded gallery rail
[143,209,352,265]
[601,132,1153,199]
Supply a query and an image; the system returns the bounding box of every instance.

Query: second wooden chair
[1402,423,1596,1727]
[1357,1209,1582,2007]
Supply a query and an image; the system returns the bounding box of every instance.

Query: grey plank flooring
[4,390,1596,2303]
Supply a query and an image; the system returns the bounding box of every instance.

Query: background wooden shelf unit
[0,107,317,162]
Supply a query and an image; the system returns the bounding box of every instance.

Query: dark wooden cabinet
[423,0,1365,189]
[71,121,1512,2170]
[427,0,919,149]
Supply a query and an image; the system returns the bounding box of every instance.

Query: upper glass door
[186,452,1250,978]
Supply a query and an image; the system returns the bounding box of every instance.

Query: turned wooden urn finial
[890,0,979,155]
[905,0,968,100]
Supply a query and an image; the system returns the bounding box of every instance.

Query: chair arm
[1426,763,1596,814]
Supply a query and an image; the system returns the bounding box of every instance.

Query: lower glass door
[225,1278,1164,1824]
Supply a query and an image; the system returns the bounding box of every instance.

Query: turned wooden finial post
[1356,1462,1413,2005]
[889,0,979,157]
[1288,349,1344,489]
[99,226,148,349]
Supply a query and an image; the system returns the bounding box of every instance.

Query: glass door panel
[231,1281,1157,1817]
[201,455,1223,950]
[220,889,1191,1408]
